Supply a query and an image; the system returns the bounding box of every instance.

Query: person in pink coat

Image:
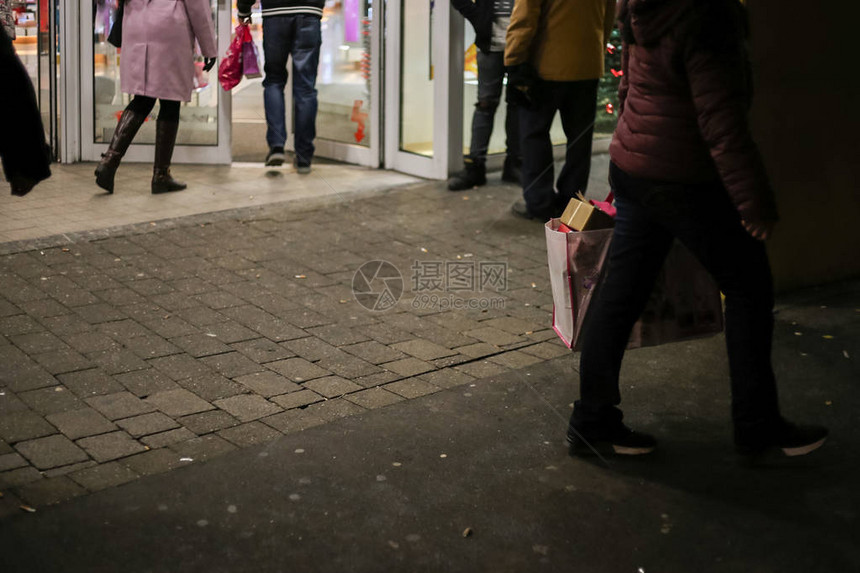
[95,0,217,195]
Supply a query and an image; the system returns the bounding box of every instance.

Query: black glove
[506,63,538,109]
[203,57,216,72]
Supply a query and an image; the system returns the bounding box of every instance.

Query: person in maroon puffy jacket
[567,0,828,460]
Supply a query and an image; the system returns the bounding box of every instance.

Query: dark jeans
[467,50,519,167]
[262,14,321,166]
[519,79,598,218]
[571,163,780,440]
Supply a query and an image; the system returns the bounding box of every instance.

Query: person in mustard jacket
[95,0,217,195]
[505,0,616,220]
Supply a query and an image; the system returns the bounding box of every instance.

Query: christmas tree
[595,28,623,136]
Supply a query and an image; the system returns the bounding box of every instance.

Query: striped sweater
[237,0,324,19]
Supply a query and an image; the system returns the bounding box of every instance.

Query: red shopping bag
[218,24,247,91]
[241,26,262,79]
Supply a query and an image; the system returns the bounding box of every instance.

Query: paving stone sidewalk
[0,170,586,513]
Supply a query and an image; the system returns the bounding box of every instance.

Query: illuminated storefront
[10,1,616,180]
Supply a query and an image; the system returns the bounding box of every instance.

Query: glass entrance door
[313,0,379,166]
[384,0,461,179]
[80,0,232,164]
[229,0,380,167]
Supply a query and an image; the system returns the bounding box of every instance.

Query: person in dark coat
[0,24,51,196]
[567,0,827,460]
[95,0,217,195]
[447,0,521,191]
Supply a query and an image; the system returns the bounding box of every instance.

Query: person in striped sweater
[237,0,324,172]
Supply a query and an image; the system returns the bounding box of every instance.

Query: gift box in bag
[545,219,723,350]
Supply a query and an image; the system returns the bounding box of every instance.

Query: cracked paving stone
[115,412,180,437]
[85,391,157,420]
[15,434,90,470]
[266,357,331,382]
[302,376,363,398]
[0,410,58,443]
[77,431,147,463]
[213,395,282,422]
[217,421,282,448]
[344,387,404,409]
[145,389,214,417]
[46,408,118,440]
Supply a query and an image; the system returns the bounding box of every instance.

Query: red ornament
[606,43,617,55]
[610,68,624,78]
[605,103,614,115]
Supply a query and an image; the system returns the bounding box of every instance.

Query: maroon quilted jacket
[609,0,778,222]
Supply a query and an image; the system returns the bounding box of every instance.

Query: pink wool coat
[120,0,218,102]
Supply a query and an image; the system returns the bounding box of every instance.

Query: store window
[8,0,56,149]
[91,0,220,146]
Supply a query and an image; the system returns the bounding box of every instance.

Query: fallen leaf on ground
[20,505,36,513]
[462,527,474,538]
[822,335,835,339]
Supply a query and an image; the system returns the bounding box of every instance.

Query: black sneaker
[736,419,828,458]
[567,425,657,457]
[265,147,285,167]
[448,160,486,191]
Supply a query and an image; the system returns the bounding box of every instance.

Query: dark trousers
[127,96,180,121]
[519,79,598,218]
[571,163,781,440]
[262,14,321,167]
[467,50,519,167]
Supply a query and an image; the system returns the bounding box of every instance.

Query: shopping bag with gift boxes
[545,193,724,350]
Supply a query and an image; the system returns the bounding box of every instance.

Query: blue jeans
[467,50,520,166]
[571,163,780,441]
[262,14,321,166]
[519,79,598,218]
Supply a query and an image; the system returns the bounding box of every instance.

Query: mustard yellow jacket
[505,0,617,81]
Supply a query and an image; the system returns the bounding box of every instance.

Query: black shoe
[736,419,828,458]
[501,156,521,184]
[448,160,486,191]
[265,147,285,167]
[511,200,552,222]
[567,425,657,457]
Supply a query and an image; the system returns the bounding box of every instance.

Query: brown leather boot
[151,119,187,194]
[94,108,147,194]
